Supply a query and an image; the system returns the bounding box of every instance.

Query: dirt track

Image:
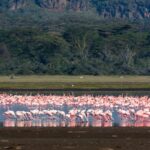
[0,127,150,150]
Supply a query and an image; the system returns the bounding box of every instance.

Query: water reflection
[3,119,150,127]
[3,120,113,127]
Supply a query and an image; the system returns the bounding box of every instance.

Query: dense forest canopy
[0,0,150,75]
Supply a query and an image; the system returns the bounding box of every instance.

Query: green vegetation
[0,20,150,75]
[0,76,149,89]
[0,1,150,75]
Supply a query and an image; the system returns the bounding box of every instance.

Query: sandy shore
[0,127,150,150]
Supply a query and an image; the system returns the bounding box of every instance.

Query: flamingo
[0,94,149,127]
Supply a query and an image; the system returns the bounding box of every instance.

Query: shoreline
[0,127,150,150]
[0,75,149,90]
[0,88,149,91]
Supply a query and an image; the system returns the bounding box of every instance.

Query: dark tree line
[0,20,150,75]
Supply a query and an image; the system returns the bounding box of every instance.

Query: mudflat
[0,127,150,150]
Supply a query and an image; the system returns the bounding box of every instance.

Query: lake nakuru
[0,93,150,127]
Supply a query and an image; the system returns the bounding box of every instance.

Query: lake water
[0,91,150,127]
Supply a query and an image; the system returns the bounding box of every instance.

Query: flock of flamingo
[0,94,150,127]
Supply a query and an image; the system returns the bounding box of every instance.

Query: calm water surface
[0,90,149,127]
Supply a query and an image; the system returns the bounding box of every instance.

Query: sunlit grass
[0,75,149,89]
[0,75,149,83]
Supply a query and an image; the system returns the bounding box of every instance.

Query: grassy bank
[0,75,149,89]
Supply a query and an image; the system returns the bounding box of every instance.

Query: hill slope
[1,0,150,19]
[0,0,150,75]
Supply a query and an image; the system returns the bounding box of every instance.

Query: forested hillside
[0,0,150,75]
[1,0,150,19]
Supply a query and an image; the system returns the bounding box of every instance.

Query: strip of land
[0,75,150,90]
[0,127,150,150]
[0,75,149,90]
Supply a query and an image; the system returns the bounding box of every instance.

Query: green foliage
[0,10,150,75]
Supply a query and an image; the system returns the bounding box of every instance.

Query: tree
[64,26,98,60]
